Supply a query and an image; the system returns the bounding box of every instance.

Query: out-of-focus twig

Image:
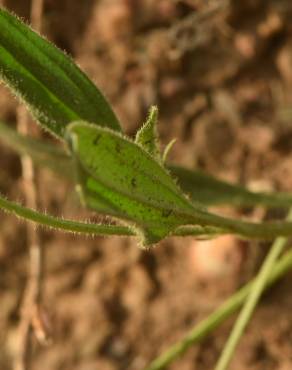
[14,1,49,370]
[168,0,230,56]
[30,0,44,33]
[145,246,292,370]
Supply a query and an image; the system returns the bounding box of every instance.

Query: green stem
[0,193,219,238]
[2,188,292,242]
[0,193,133,236]
[195,208,292,239]
[214,208,292,370]
[2,190,292,241]
[145,247,292,370]
[174,225,222,237]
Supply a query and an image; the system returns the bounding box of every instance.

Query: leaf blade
[66,122,198,245]
[169,165,292,208]
[0,8,121,137]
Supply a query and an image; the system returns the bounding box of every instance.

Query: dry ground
[1,1,292,369]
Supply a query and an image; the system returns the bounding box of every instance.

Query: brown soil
[1,1,292,369]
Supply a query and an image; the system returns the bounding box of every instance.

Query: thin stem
[193,208,292,239]
[30,0,44,33]
[145,247,292,370]
[3,191,292,241]
[14,1,45,369]
[0,193,222,238]
[15,107,42,370]
[174,225,222,237]
[214,207,292,370]
[0,193,134,236]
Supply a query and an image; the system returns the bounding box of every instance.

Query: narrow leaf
[162,138,177,163]
[0,8,121,138]
[169,165,292,208]
[145,250,292,370]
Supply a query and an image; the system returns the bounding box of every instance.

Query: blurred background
[1,0,292,369]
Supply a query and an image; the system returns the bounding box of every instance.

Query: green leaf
[0,8,121,138]
[66,121,292,245]
[3,118,292,243]
[2,117,292,211]
[66,121,200,246]
[169,165,292,207]
[135,106,161,161]
[2,120,292,209]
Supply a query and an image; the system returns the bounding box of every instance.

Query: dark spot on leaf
[93,135,101,145]
[162,209,172,218]
[115,143,122,153]
[131,178,137,188]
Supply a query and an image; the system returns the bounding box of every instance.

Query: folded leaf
[0,8,121,138]
[66,121,202,246]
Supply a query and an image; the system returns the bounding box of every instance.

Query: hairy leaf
[2,121,292,209]
[67,122,292,244]
[0,8,121,138]
[135,106,161,161]
[169,165,292,208]
[66,121,203,246]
